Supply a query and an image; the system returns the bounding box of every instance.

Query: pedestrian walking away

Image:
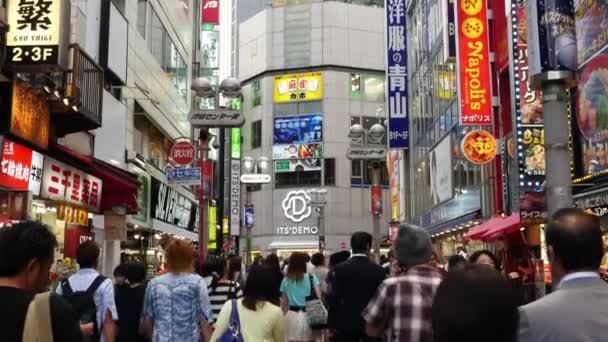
[115,263,147,342]
[518,208,608,342]
[363,224,442,342]
[208,256,244,323]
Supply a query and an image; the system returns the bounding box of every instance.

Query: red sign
[40,157,103,211]
[371,185,382,215]
[0,138,44,194]
[64,225,95,258]
[202,0,219,24]
[461,130,497,164]
[170,141,196,166]
[195,159,213,199]
[457,0,492,125]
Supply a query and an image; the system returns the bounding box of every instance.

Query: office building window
[273,101,322,116]
[324,158,336,186]
[351,73,361,99]
[251,120,262,149]
[275,170,321,188]
[351,160,389,187]
[252,80,261,107]
[351,74,385,102]
[137,0,147,37]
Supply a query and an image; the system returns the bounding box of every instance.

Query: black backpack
[61,275,106,342]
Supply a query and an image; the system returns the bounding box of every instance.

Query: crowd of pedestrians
[2,207,608,341]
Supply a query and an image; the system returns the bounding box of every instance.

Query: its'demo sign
[276,190,319,236]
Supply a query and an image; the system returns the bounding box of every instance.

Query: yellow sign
[273,72,323,103]
[208,205,217,250]
[57,205,89,226]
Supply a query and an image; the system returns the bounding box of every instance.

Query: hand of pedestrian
[80,322,94,336]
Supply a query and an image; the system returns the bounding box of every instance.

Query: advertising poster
[575,0,608,68]
[272,144,322,160]
[273,114,323,144]
[520,191,548,224]
[274,159,321,173]
[526,0,577,77]
[577,47,608,176]
[387,151,401,220]
[522,127,546,183]
[201,30,219,69]
[430,135,453,205]
[273,72,323,103]
[456,0,493,125]
[386,0,409,148]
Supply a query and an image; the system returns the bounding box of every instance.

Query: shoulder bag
[305,275,328,329]
[22,292,54,342]
[217,299,245,342]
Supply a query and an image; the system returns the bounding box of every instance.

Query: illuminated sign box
[5,0,71,71]
[273,72,323,103]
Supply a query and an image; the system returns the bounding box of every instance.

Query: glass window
[324,158,335,186]
[273,101,322,116]
[251,120,262,149]
[275,170,321,188]
[137,0,147,37]
[252,80,261,107]
[351,73,361,100]
[150,10,163,61]
[363,74,385,102]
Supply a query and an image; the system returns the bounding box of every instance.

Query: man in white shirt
[57,241,117,342]
[518,208,608,342]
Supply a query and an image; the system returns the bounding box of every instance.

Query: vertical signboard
[201,30,219,69]
[443,0,457,61]
[386,0,409,149]
[230,160,241,236]
[456,0,493,125]
[208,204,217,249]
[5,0,69,70]
[387,151,400,220]
[231,128,241,159]
[201,0,219,24]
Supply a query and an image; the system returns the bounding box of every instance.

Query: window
[251,120,262,149]
[324,158,336,186]
[351,73,361,99]
[273,101,322,116]
[137,0,147,37]
[351,74,385,102]
[252,80,261,107]
[275,170,321,188]
[351,161,389,187]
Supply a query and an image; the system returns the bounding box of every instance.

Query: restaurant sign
[0,138,44,195]
[273,72,323,103]
[456,0,492,125]
[6,0,70,71]
[150,177,197,231]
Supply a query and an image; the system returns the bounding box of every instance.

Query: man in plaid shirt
[363,224,443,342]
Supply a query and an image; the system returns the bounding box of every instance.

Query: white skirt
[285,310,317,341]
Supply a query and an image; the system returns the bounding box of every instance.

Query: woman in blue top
[281,252,322,342]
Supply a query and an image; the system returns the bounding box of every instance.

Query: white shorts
[285,310,318,341]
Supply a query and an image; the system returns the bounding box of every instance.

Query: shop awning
[427,212,480,237]
[268,241,319,250]
[50,144,140,214]
[464,213,522,241]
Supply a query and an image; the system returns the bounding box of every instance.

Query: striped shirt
[208,280,243,322]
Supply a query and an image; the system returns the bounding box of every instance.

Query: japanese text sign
[202,0,219,25]
[0,138,43,195]
[456,0,492,125]
[40,157,103,211]
[6,0,69,70]
[386,0,409,149]
[273,72,323,103]
[10,81,50,150]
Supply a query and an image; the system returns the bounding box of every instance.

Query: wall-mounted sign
[461,130,497,164]
[201,30,219,69]
[40,157,103,211]
[273,114,323,144]
[430,135,453,205]
[244,205,254,227]
[56,205,89,226]
[170,141,196,166]
[230,160,241,235]
[208,204,217,249]
[7,81,51,150]
[231,128,241,159]
[104,213,127,241]
[0,138,44,195]
[520,191,547,224]
[273,144,322,160]
[166,167,201,186]
[456,0,492,125]
[188,109,245,127]
[275,159,321,173]
[273,72,323,103]
[201,0,219,24]
[6,0,69,70]
[240,174,271,184]
[521,127,545,182]
[526,0,577,79]
[150,178,197,231]
[276,225,319,235]
[386,0,409,149]
[282,190,312,223]
[443,0,457,60]
[132,172,150,225]
[387,151,400,220]
[346,147,387,160]
[575,190,608,216]
[575,0,608,68]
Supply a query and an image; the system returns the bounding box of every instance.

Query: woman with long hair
[207,255,244,323]
[469,250,502,272]
[142,240,213,341]
[210,264,285,341]
[264,253,283,306]
[281,252,322,342]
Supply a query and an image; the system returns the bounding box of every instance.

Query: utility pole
[198,128,209,264]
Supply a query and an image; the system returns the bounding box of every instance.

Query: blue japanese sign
[386,0,409,149]
[273,114,323,145]
[166,167,202,186]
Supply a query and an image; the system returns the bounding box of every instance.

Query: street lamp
[307,188,328,252]
[191,76,242,264]
[240,156,271,265]
[346,119,387,261]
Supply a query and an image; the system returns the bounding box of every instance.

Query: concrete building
[236,1,392,257]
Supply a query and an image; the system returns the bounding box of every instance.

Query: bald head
[546,208,603,272]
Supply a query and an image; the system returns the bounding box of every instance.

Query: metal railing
[64,43,103,126]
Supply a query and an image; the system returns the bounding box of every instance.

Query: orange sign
[10,81,50,150]
[457,0,492,125]
[461,130,497,164]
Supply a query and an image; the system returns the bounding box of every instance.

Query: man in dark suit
[328,232,385,342]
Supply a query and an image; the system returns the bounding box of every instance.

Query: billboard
[387,151,400,220]
[430,135,453,205]
[456,0,493,125]
[386,0,409,149]
[275,159,321,173]
[273,114,323,145]
[575,0,608,68]
[272,144,322,160]
[201,30,219,69]
[273,72,323,103]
